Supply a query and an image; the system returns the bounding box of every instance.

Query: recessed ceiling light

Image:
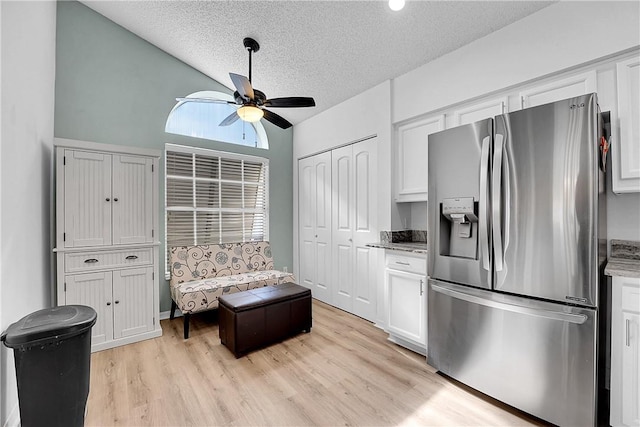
[389,0,405,12]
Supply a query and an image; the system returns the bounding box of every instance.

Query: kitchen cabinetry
[298,151,333,303]
[452,97,507,126]
[54,138,162,352]
[519,70,597,109]
[613,56,640,193]
[395,115,444,202]
[385,251,427,355]
[611,276,640,427]
[298,138,379,322]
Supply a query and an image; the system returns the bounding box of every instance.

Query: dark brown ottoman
[218,282,312,358]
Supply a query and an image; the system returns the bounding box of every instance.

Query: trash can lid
[1,305,97,348]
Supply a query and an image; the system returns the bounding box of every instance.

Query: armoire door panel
[112,267,153,339]
[64,150,112,247]
[65,271,113,344]
[112,155,153,245]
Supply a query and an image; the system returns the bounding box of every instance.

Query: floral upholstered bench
[169,242,295,339]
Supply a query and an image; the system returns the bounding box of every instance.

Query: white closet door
[65,271,113,345]
[298,152,332,303]
[112,155,153,245]
[351,138,378,322]
[112,267,153,339]
[332,145,354,312]
[64,150,112,247]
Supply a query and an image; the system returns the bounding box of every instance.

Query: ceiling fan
[176,37,315,130]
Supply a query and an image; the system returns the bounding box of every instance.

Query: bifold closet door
[331,138,378,321]
[298,151,332,303]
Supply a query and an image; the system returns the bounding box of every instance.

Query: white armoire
[298,137,379,322]
[54,138,162,352]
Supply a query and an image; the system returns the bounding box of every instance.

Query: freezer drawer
[428,279,598,427]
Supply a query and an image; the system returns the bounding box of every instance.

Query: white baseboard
[4,403,20,427]
[159,309,182,320]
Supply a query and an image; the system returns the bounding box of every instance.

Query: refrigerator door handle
[479,136,491,271]
[492,133,505,271]
[431,283,588,324]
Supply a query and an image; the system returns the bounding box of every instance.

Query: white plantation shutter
[165,144,269,275]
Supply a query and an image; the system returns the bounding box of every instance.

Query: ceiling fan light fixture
[388,0,405,11]
[237,105,264,122]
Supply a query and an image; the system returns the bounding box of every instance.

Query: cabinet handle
[420,279,424,296]
[125,255,138,260]
[627,319,631,347]
[84,258,99,264]
[115,300,120,304]
[106,302,111,306]
[114,198,119,202]
[395,261,410,266]
[105,198,110,202]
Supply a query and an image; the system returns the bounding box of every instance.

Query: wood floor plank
[85,299,545,426]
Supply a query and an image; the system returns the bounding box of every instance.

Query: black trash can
[1,305,97,427]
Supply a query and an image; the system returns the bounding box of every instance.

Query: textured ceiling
[81,0,554,125]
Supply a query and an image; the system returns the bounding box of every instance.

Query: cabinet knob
[115,300,120,304]
[106,198,110,202]
[114,198,119,202]
[106,302,111,306]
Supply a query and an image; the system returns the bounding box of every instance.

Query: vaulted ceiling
[81,1,554,125]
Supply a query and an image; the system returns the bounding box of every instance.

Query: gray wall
[54,1,294,313]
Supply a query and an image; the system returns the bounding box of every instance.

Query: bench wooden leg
[170,300,177,320]
[183,313,191,339]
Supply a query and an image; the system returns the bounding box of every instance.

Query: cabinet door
[386,268,426,345]
[519,71,597,109]
[622,311,640,426]
[453,97,507,126]
[65,271,113,345]
[112,155,154,244]
[64,150,112,247]
[298,152,332,303]
[614,56,640,193]
[396,115,445,202]
[112,267,154,339]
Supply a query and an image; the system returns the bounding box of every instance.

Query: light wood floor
[86,300,546,426]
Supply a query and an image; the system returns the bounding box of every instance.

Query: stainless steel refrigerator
[427,93,607,426]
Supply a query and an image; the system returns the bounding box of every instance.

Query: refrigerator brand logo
[566,295,588,303]
[569,103,586,109]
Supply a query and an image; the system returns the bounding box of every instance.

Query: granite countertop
[605,239,640,278]
[365,242,428,254]
[366,229,428,254]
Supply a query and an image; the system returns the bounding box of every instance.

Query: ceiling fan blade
[176,97,235,104]
[262,109,292,129]
[219,110,240,127]
[229,73,255,101]
[264,97,316,108]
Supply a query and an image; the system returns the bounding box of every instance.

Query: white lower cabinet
[64,266,156,351]
[611,276,640,427]
[385,251,427,355]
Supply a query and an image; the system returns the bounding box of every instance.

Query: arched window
[165,91,269,149]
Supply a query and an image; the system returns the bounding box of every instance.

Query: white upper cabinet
[519,71,597,109]
[62,149,154,248]
[452,97,507,126]
[395,115,445,202]
[613,56,640,193]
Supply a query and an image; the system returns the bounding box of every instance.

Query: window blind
[165,144,269,275]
